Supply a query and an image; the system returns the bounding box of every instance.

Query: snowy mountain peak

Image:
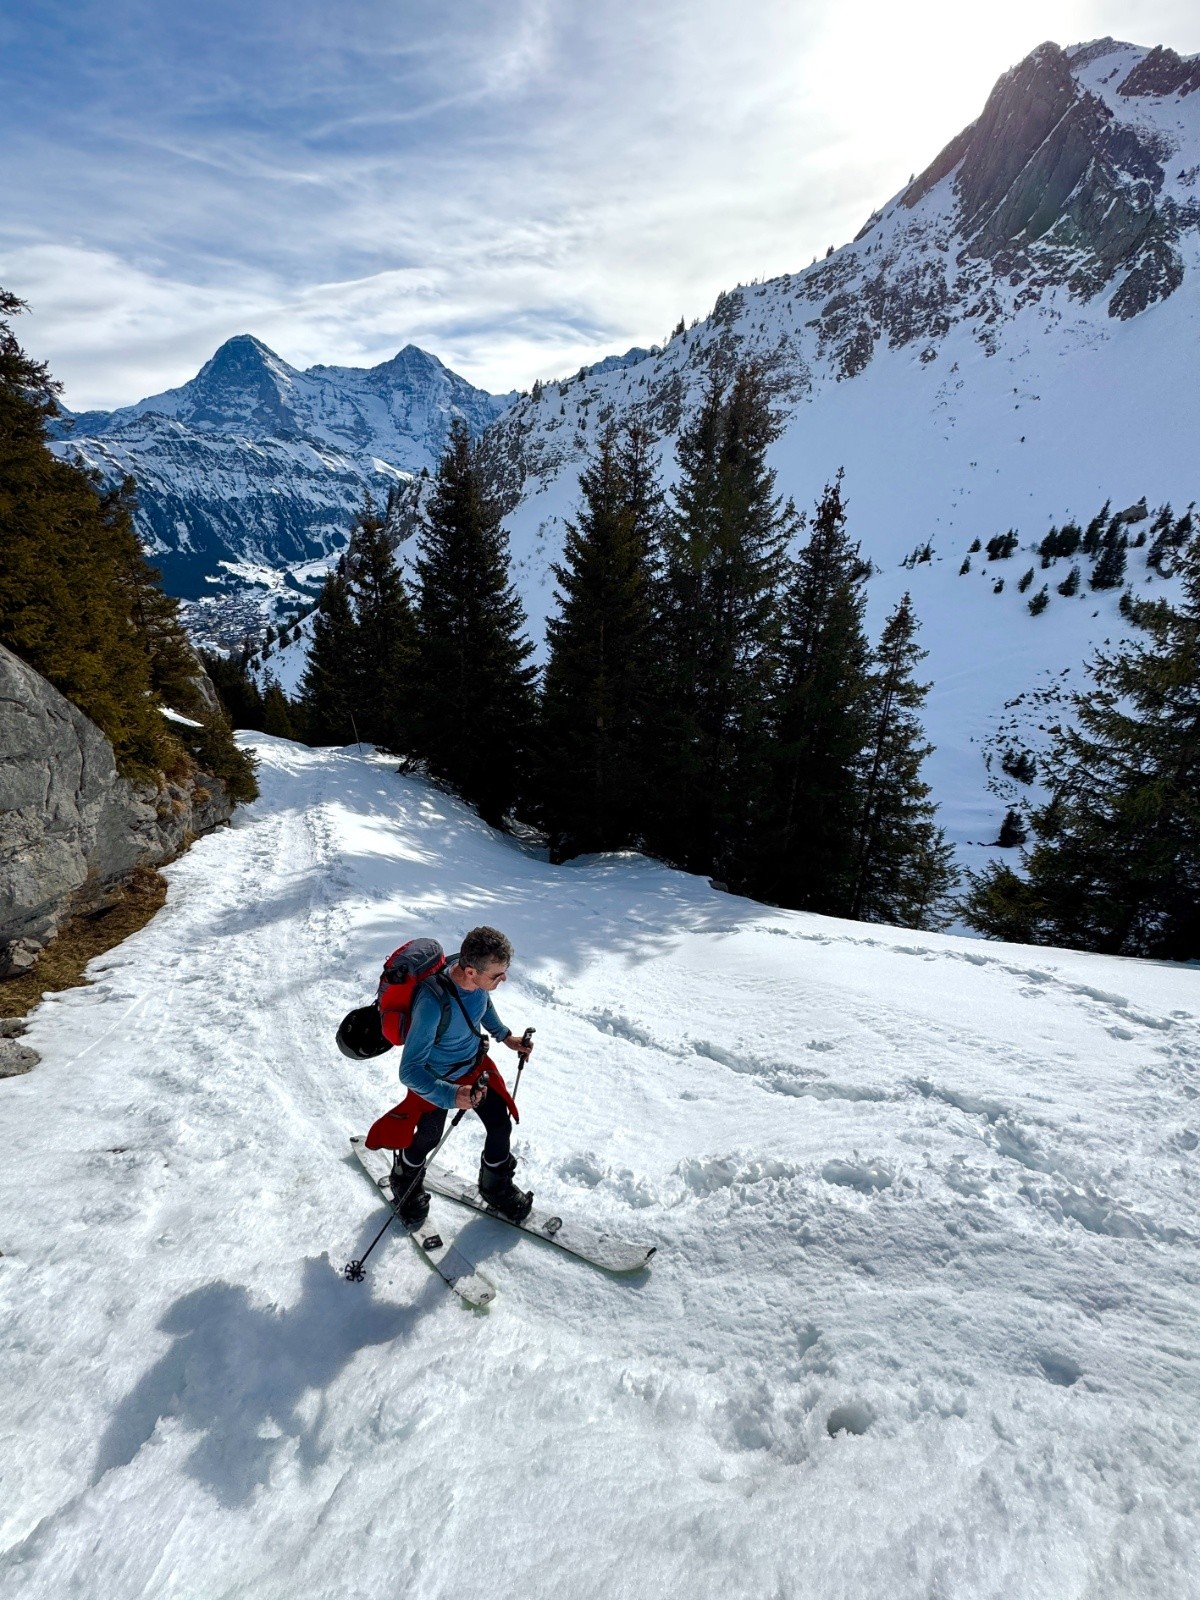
[896,37,1194,324]
[162,333,301,434]
[49,337,516,600]
[1114,41,1200,97]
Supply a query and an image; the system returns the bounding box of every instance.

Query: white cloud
[3,0,1198,407]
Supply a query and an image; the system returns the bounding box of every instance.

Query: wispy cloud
[2,0,1198,406]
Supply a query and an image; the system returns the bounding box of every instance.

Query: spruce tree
[754,473,873,914]
[964,533,1200,959]
[260,675,295,739]
[642,365,796,884]
[538,422,659,860]
[202,650,267,730]
[297,565,359,745]
[344,495,416,752]
[414,420,536,825]
[1090,529,1127,590]
[848,594,956,926]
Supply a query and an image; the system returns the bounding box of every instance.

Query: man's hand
[454,1081,486,1110]
[502,1031,535,1058]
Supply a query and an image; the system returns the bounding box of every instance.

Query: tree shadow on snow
[92,1247,437,1507]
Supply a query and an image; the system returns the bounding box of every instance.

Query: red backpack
[335,936,455,1060]
[376,937,448,1046]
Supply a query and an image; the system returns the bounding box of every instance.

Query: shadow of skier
[92,1247,437,1506]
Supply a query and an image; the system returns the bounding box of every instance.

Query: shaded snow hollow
[2,739,1198,1599]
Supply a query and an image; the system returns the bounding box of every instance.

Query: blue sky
[2,0,1198,407]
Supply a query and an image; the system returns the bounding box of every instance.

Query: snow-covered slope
[2,738,1197,1598]
[50,336,514,599]
[483,37,1200,851]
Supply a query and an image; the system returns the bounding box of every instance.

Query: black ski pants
[404,1085,512,1168]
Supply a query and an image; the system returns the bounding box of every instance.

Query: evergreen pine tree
[414,420,536,825]
[537,422,660,860]
[0,290,255,797]
[297,565,359,745]
[754,473,873,914]
[1028,585,1050,615]
[642,365,797,884]
[1081,502,1111,557]
[1090,529,1127,590]
[260,675,295,739]
[202,650,267,730]
[845,594,955,925]
[344,495,416,752]
[964,533,1200,959]
[997,808,1027,848]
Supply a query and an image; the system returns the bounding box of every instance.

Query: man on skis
[389,925,534,1226]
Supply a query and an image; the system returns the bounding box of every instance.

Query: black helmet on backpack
[336,1004,390,1060]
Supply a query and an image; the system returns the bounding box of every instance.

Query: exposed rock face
[0,1020,38,1077]
[901,41,1188,326]
[1118,45,1200,98]
[0,643,234,978]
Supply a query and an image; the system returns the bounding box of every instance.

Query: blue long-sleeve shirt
[399,979,510,1110]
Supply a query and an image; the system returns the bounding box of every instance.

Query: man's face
[471,961,508,991]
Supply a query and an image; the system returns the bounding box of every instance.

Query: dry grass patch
[0,867,169,1021]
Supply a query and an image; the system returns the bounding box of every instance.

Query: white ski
[425,1162,656,1274]
[350,1137,496,1308]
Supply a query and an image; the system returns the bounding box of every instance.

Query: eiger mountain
[50,336,514,597]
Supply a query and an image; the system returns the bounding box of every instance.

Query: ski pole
[343,1093,479,1283]
[511,1027,535,1104]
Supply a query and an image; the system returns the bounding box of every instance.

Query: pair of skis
[349,1136,655,1307]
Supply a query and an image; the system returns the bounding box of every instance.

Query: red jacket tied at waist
[364,1056,519,1151]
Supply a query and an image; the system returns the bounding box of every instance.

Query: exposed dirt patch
[0,867,169,1022]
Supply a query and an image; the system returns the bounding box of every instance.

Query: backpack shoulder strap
[432,969,484,1041]
[417,971,478,1045]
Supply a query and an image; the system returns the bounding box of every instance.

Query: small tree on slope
[753,473,872,915]
[344,495,417,753]
[963,533,1200,960]
[537,423,660,861]
[414,420,536,826]
[849,593,956,927]
[641,365,797,884]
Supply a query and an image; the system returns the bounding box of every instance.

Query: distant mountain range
[49,336,514,597]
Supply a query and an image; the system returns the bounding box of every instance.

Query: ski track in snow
[2,739,1199,1600]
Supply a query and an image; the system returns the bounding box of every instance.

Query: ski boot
[389,1155,430,1227]
[478,1154,533,1223]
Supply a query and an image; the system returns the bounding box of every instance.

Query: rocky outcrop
[0,1018,37,1077]
[0,642,234,979]
[1118,45,1200,99]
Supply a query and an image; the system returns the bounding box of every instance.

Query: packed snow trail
[1,738,1198,1600]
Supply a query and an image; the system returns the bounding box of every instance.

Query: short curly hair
[460,925,513,972]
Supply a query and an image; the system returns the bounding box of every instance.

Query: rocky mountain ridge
[50,337,514,602]
[449,36,1198,862]
[485,38,1200,504]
